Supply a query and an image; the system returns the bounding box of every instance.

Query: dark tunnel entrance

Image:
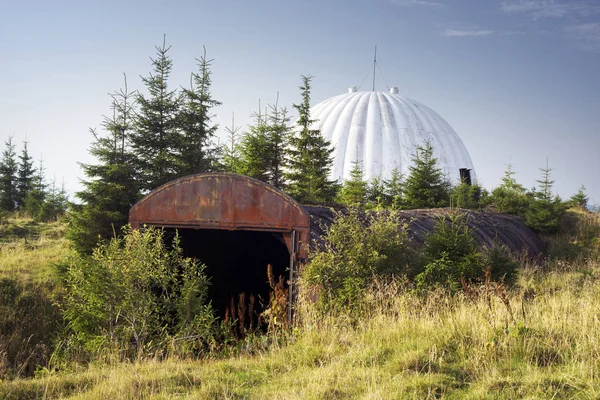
[164,228,290,322]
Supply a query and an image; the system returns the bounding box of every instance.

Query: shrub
[450,182,488,210]
[415,213,519,291]
[58,226,216,362]
[482,241,519,285]
[302,209,416,312]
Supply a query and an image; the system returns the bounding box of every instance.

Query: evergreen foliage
[366,175,387,209]
[490,164,530,216]
[339,159,368,207]
[403,141,450,209]
[264,100,291,189]
[37,176,69,222]
[0,136,18,212]
[569,185,588,208]
[524,161,566,234]
[414,213,517,291]
[238,98,291,189]
[68,76,140,254]
[238,107,271,183]
[286,75,338,203]
[22,158,47,220]
[385,168,405,209]
[450,181,487,210]
[218,113,244,174]
[177,47,221,175]
[415,213,482,291]
[131,36,181,191]
[16,141,35,210]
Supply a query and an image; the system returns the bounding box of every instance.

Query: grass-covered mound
[0,208,599,399]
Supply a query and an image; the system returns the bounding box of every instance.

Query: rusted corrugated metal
[129,173,311,259]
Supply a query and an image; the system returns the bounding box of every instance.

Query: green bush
[450,182,488,210]
[524,197,566,234]
[302,209,416,312]
[482,241,519,285]
[58,226,216,362]
[415,213,518,291]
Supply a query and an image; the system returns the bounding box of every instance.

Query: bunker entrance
[164,228,290,322]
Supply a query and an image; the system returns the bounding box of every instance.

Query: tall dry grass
[1,209,599,398]
[2,258,600,399]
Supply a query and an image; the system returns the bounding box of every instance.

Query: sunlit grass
[2,260,600,399]
[0,218,69,283]
[1,210,599,398]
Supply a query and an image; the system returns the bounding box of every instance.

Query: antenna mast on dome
[372,46,377,91]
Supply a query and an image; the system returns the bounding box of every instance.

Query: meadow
[0,209,599,399]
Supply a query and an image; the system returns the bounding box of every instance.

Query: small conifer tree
[286,75,338,203]
[238,97,292,190]
[16,140,36,209]
[68,76,140,254]
[0,136,18,212]
[525,160,565,234]
[23,157,47,220]
[339,159,368,207]
[490,163,530,216]
[385,168,405,209]
[366,175,387,209]
[403,141,450,209]
[131,35,181,191]
[238,105,271,183]
[569,185,588,208]
[219,112,244,174]
[177,46,221,175]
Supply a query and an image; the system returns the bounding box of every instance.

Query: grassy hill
[1,210,599,399]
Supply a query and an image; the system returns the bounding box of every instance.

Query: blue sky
[1,0,599,204]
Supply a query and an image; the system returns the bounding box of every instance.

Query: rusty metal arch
[129,173,311,257]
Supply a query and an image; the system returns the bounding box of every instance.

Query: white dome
[310,88,476,184]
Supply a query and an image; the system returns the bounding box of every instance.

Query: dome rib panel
[378,93,396,179]
[365,93,382,179]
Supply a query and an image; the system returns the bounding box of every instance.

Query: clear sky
[2,0,599,205]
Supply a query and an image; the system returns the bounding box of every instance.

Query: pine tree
[219,112,244,174]
[366,175,386,209]
[490,163,530,216]
[533,159,554,202]
[384,168,405,209]
[131,36,181,191]
[237,97,292,189]
[24,157,47,220]
[177,46,222,175]
[16,140,35,209]
[525,159,565,234]
[265,98,291,189]
[38,175,69,221]
[68,76,140,254]
[286,75,338,203]
[0,136,18,212]
[339,159,368,207]
[569,185,588,208]
[403,141,450,209]
[238,105,271,182]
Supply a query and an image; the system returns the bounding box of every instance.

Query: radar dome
[310,87,476,183]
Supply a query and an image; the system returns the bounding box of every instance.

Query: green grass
[1,210,599,398]
[0,217,69,283]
